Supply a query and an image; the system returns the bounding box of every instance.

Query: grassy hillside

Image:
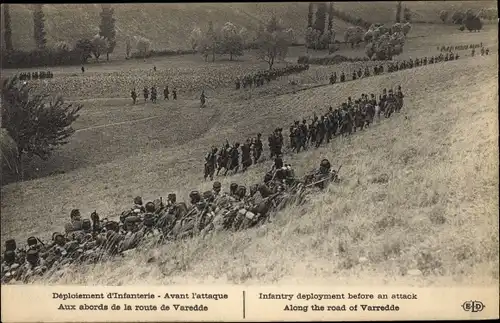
[334,1,497,24]
[3,3,331,54]
[4,2,496,56]
[27,54,499,286]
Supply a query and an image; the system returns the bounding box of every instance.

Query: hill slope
[2,53,498,286]
[4,3,353,54]
[334,1,496,24]
[4,1,495,55]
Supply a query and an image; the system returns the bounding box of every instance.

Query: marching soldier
[131,88,137,104]
[143,86,149,102]
[163,86,169,100]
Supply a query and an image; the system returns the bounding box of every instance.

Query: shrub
[1,48,86,69]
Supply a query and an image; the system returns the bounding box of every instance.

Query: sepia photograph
[0,0,498,295]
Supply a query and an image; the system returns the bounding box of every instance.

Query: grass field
[31,52,499,286]
[0,4,498,286]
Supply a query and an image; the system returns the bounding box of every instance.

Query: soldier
[142,202,158,235]
[167,193,177,207]
[90,211,101,235]
[298,120,308,152]
[268,130,277,159]
[340,71,346,82]
[81,66,85,74]
[172,88,177,100]
[485,48,489,55]
[227,143,240,175]
[305,159,337,190]
[64,209,83,235]
[329,72,337,84]
[357,68,363,78]
[143,86,149,102]
[252,133,263,164]
[212,182,222,198]
[133,196,146,213]
[277,128,284,155]
[216,142,230,176]
[352,70,357,81]
[20,249,47,282]
[121,216,144,251]
[163,86,169,100]
[229,183,239,198]
[204,147,217,181]
[150,86,157,103]
[364,66,370,77]
[315,116,326,148]
[1,250,22,283]
[481,47,485,56]
[241,139,253,172]
[131,88,137,104]
[200,90,206,108]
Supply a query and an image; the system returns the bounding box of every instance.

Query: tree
[451,10,466,24]
[403,7,412,22]
[74,38,93,63]
[314,2,327,35]
[1,128,20,176]
[305,27,320,50]
[396,1,402,23]
[3,4,13,51]
[308,2,314,28]
[327,2,334,32]
[439,10,449,23]
[256,16,292,70]
[54,40,71,52]
[125,37,132,58]
[33,4,47,50]
[135,36,151,60]
[464,12,483,32]
[219,22,244,60]
[207,21,218,62]
[91,35,108,62]
[189,27,202,52]
[239,27,250,46]
[99,5,117,61]
[1,76,82,179]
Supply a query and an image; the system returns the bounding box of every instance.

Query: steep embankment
[31,54,499,286]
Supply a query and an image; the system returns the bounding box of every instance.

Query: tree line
[439,8,491,31]
[1,4,119,68]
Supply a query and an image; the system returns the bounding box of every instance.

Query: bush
[297,55,310,64]
[1,76,82,179]
[330,7,372,29]
[129,48,197,60]
[1,48,86,69]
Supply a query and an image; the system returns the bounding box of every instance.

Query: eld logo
[462,301,485,313]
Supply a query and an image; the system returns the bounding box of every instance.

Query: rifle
[305,165,342,188]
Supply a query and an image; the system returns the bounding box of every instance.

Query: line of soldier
[18,71,54,81]
[235,64,310,90]
[130,85,178,104]
[2,153,341,284]
[203,86,404,182]
[439,43,483,52]
[329,52,461,85]
[473,47,490,57]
